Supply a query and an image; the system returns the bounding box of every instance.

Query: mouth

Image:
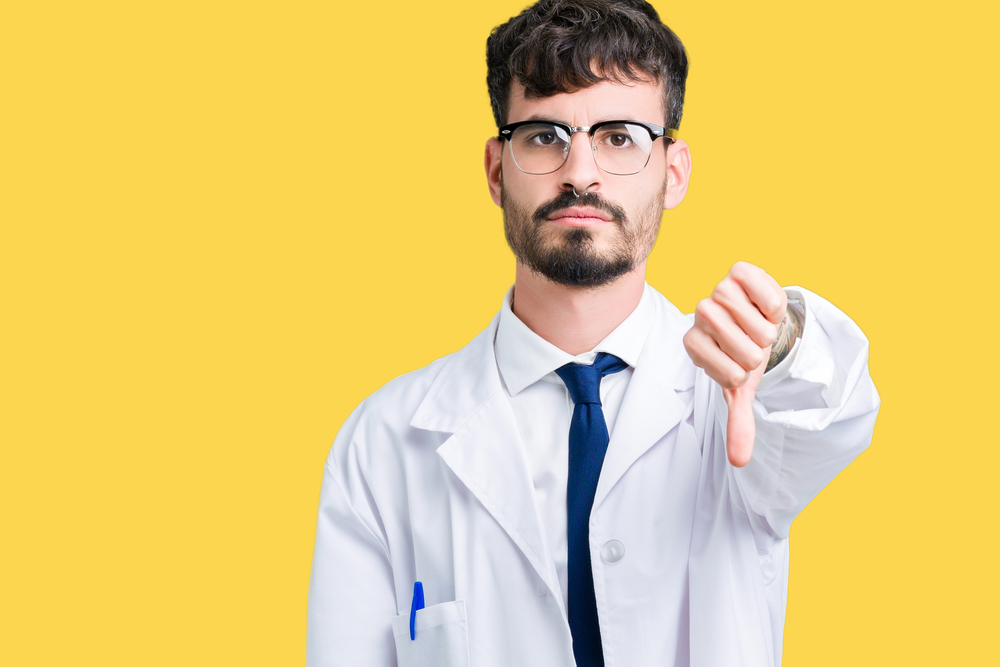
[547,206,614,227]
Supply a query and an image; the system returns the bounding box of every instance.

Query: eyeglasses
[498,120,678,176]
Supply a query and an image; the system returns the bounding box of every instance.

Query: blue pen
[409,581,424,641]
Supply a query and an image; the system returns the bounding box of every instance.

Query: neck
[511,261,647,356]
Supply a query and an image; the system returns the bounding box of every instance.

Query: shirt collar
[494,282,657,396]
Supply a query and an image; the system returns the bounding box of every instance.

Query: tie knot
[555,352,629,406]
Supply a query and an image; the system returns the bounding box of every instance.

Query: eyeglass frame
[497,119,679,175]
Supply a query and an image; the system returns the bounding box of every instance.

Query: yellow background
[2,0,997,664]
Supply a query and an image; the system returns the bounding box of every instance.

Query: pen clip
[409,581,424,641]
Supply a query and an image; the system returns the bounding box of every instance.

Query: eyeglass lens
[508,122,654,175]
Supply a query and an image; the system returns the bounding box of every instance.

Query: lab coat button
[601,539,625,563]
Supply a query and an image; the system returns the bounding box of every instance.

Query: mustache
[531,191,627,226]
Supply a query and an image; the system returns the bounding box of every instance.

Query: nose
[560,131,602,196]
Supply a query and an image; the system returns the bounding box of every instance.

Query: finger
[712,279,779,349]
[684,327,751,389]
[723,382,755,467]
[722,349,769,467]
[729,261,787,325]
[693,298,768,373]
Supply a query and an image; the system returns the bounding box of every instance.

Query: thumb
[722,350,769,467]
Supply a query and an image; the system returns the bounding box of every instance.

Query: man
[308,1,880,665]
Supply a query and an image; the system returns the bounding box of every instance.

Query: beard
[501,180,666,289]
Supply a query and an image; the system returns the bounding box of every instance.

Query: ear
[485,137,504,207]
[662,139,692,210]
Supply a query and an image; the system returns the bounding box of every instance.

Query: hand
[683,262,787,467]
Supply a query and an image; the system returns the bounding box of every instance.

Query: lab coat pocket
[391,599,471,667]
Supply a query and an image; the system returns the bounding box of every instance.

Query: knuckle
[695,299,718,327]
[763,322,778,345]
[763,297,784,320]
[731,260,757,279]
[683,331,706,366]
[775,291,788,313]
[725,369,748,388]
[712,279,737,304]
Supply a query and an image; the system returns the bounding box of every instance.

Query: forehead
[507,79,666,125]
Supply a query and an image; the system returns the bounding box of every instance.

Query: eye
[512,123,570,152]
[607,133,632,148]
[594,124,642,150]
[530,132,559,146]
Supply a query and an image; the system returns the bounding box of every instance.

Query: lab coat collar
[409,311,504,434]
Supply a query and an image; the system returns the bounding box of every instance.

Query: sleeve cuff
[757,288,806,392]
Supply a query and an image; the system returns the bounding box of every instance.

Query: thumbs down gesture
[682,262,803,467]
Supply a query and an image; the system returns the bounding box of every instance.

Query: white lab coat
[307,286,880,667]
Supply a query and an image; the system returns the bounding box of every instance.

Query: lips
[548,206,613,226]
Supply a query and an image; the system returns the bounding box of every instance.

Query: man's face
[487,79,689,289]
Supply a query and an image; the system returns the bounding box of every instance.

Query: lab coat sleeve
[715,286,881,541]
[307,401,399,667]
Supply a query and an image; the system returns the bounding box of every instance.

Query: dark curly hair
[487,0,688,131]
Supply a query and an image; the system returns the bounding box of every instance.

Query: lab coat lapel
[593,291,695,511]
[410,314,562,603]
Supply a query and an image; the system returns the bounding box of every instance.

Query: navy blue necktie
[555,352,629,667]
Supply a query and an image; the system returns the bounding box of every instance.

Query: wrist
[766,297,804,372]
